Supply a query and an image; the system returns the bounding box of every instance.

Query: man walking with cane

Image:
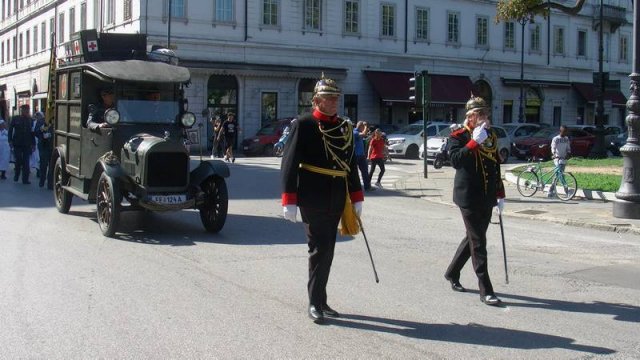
[444,95,505,306]
[281,74,364,324]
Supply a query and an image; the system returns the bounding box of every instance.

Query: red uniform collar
[313,109,338,123]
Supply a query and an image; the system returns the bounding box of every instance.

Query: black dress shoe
[445,276,466,292]
[308,305,324,323]
[322,304,340,318]
[449,280,466,292]
[481,295,502,306]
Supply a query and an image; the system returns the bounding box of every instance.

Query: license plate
[150,194,187,204]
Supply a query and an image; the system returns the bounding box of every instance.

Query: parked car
[501,123,542,143]
[420,124,512,164]
[368,123,399,135]
[512,127,595,160]
[578,125,624,145]
[241,118,294,156]
[387,121,450,159]
[607,131,627,156]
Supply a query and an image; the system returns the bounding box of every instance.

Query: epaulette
[451,127,466,138]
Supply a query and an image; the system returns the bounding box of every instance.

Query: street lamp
[591,0,607,158]
[518,15,533,123]
[613,0,640,218]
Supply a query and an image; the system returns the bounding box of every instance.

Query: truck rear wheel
[96,172,121,237]
[53,157,72,213]
[199,176,228,233]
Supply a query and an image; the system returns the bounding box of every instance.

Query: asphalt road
[0,157,638,359]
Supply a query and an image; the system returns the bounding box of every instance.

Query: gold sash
[299,163,360,235]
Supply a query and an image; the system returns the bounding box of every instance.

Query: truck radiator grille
[147,152,188,187]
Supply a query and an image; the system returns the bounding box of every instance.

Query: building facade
[0,0,633,149]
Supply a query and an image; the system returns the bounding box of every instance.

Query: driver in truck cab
[87,88,115,132]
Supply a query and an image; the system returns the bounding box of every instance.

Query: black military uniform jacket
[449,126,505,209]
[8,115,35,147]
[281,110,363,214]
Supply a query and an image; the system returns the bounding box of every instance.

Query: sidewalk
[393,166,640,235]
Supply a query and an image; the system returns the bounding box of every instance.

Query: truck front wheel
[96,172,121,237]
[199,176,228,233]
[53,157,72,213]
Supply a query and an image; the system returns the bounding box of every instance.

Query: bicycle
[516,158,578,201]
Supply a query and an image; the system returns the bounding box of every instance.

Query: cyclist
[549,125,571,197]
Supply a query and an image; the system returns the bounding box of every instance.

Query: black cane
[355,216,379,283]
[498,213,509,284]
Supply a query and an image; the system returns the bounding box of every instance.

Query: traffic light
[409,73,424,109]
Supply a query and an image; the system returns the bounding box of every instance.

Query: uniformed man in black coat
[444,95,506,306]
[8,104,36,184]
[281,74,364,323]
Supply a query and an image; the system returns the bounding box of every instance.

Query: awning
[64,60,191,83]
[364,71,473,104]
[32,92,48,100]
[572,82,627,106]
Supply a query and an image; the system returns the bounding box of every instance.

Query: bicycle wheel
[517,170,540,197]
[555,172,578,201]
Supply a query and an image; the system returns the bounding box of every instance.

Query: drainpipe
[404,0,408,53]
[244,0,248,41]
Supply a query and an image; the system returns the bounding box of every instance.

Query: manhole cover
[515,209,548,215]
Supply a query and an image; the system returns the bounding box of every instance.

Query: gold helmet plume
[313,72,341,97]
[465,93,489,113]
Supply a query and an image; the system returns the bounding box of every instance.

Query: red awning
[364,71,473,104]
[572,82,627,106]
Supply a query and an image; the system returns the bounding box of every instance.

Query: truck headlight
[181,112,196,127]
[104,109,120,125]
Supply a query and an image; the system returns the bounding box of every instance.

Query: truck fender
[52,145,67,170]
[190,160,230,186]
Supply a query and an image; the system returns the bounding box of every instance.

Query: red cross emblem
[74,40,80,54]
[87,40,98,52]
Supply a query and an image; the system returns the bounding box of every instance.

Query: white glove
[496,198,505,215]
[353,201,363,218]
[283,205,297,222]
[472,123,488,144]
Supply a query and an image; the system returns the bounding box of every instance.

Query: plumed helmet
[465,94,489,113]
[313,73,341,97]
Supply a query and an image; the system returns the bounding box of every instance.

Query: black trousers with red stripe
[444,205,495,297]
[300,207,342,307]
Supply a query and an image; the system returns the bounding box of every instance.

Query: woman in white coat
[29,116,40,177]
[0,119,10,179]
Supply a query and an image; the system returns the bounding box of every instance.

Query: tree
[495,0,587,22]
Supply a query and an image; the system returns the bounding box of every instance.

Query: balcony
[593,3,628,33]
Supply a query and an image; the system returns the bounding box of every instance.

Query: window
[577,30,587,57]
[530,24,540,52]
[415,7,429,41]
[124,0,132,21]
[447,11,460,45]
[620,34,629,63]
[80,3,87,30]
[164,0,185,18]
[476,16,488,47]
[41,21,46,50]
[33,25,37,53]
[303,0,321,31]
[58,13,65,44]
[344,94,358,121]
[1,41,4,63]
[504,21,515,50]
[553,106,562,126]
[25,30,29,56]
[262,0,278,27]
[12,36,16,60]
[214,0,233,23]
[105,0,114,25]
[344,0,359,34]
[381,3,395,37]
[69,7,75,35]
[554,26,565,55]
[49,18,54,45]
[261,92,278,125]
[18,33,22,58]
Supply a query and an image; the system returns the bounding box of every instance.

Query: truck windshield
[117,99,179,124]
